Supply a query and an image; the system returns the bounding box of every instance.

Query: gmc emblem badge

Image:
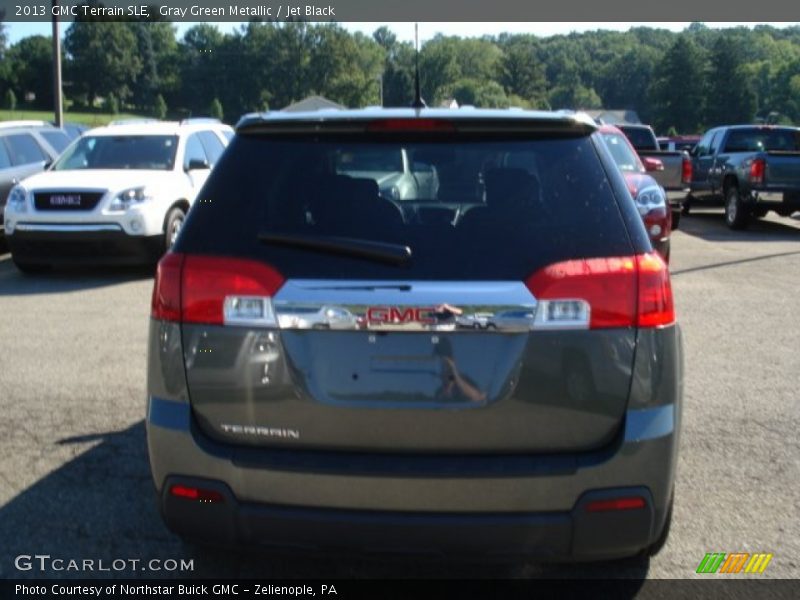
[366,306,436,324]
[50,194,82,206]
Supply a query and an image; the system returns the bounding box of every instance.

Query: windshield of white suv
[53,135,178,170]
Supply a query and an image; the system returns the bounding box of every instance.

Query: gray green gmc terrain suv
[147,108,683,561]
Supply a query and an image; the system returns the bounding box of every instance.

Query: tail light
[681,156,692,184]
[525,253,674,329]
[586,496,646,513]
[750,158,766,185]
[151,253,285,326]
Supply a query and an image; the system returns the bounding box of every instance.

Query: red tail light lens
[182,255,284,325]
[526,256,637,329]
[170,484,224,503]
[525,253,674,329]
[681,156,692,184]
[750,158,765,185]
[636,252,675,327]
[151,253,184,321]
[366,119,456,133]
[586,496,646,512]
[151,253,285,325]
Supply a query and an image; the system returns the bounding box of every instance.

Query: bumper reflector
[585,496,646,513]
[169,484,225,504]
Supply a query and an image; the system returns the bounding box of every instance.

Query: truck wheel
[164,207,186,252]
[681,196,692,216]
[724,186,749,230]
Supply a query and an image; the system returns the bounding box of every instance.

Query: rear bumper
[147,397,678,560]
[147,320,683,560]
[6,227,163,265]
[750,190,800,211]
[160,474,655,560]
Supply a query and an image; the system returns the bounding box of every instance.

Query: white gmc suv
[3,119,233,272]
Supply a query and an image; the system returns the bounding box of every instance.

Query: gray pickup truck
[619,124,692,228]
[685,125,800,229]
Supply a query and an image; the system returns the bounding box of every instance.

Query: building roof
[583,110,642,125]
[282,95,345,113]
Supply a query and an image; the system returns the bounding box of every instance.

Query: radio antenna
[411,23,426,109]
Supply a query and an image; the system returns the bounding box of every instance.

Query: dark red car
[600,125,672,262]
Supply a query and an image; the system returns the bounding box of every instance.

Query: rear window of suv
[176,132,634,280]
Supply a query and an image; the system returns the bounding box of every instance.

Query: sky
[5,21,799,45]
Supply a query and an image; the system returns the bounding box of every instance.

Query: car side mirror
[643,157,664,172]
[186,158,209,171]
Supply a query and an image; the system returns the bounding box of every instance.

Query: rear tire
[724,185,749,230]
[681,196,692,215]
[164,207,186,252]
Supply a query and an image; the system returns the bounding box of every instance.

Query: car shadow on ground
[0,252,154,296]
[677,210,800,243]
[0,421,649,585]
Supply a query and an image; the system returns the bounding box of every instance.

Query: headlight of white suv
[6,185,29,213]
[109,186,153,211]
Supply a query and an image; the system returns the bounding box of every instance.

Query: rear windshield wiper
[258,232,412,266]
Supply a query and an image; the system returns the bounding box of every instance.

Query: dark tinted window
[198,131,225,165]
[5,133,47,165]
[40,130,71,153]
[183,134,208,169]
[619,126,657,150]
[722,128,800,153]
[177,133,633,280]
[0,139,11,169]
[53,135,178,170]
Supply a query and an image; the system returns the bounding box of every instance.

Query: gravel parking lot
[1,209,798,580]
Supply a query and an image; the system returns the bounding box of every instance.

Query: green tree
[153,93,167,119]
[7,35,55,109]
[451,79,509,108]
[179,23,226,115]
[381,41,415,107]
[130,22,160,111]
[705,36,757,126]
[209,97,223,120]
[104,93,119,114]
[64,20,142,106]
[650,36,707,133]
[499,40,548,107]
[4,88,16,110]
[596,47,659,121]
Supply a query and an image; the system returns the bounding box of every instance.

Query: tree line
[1,18,800,134]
